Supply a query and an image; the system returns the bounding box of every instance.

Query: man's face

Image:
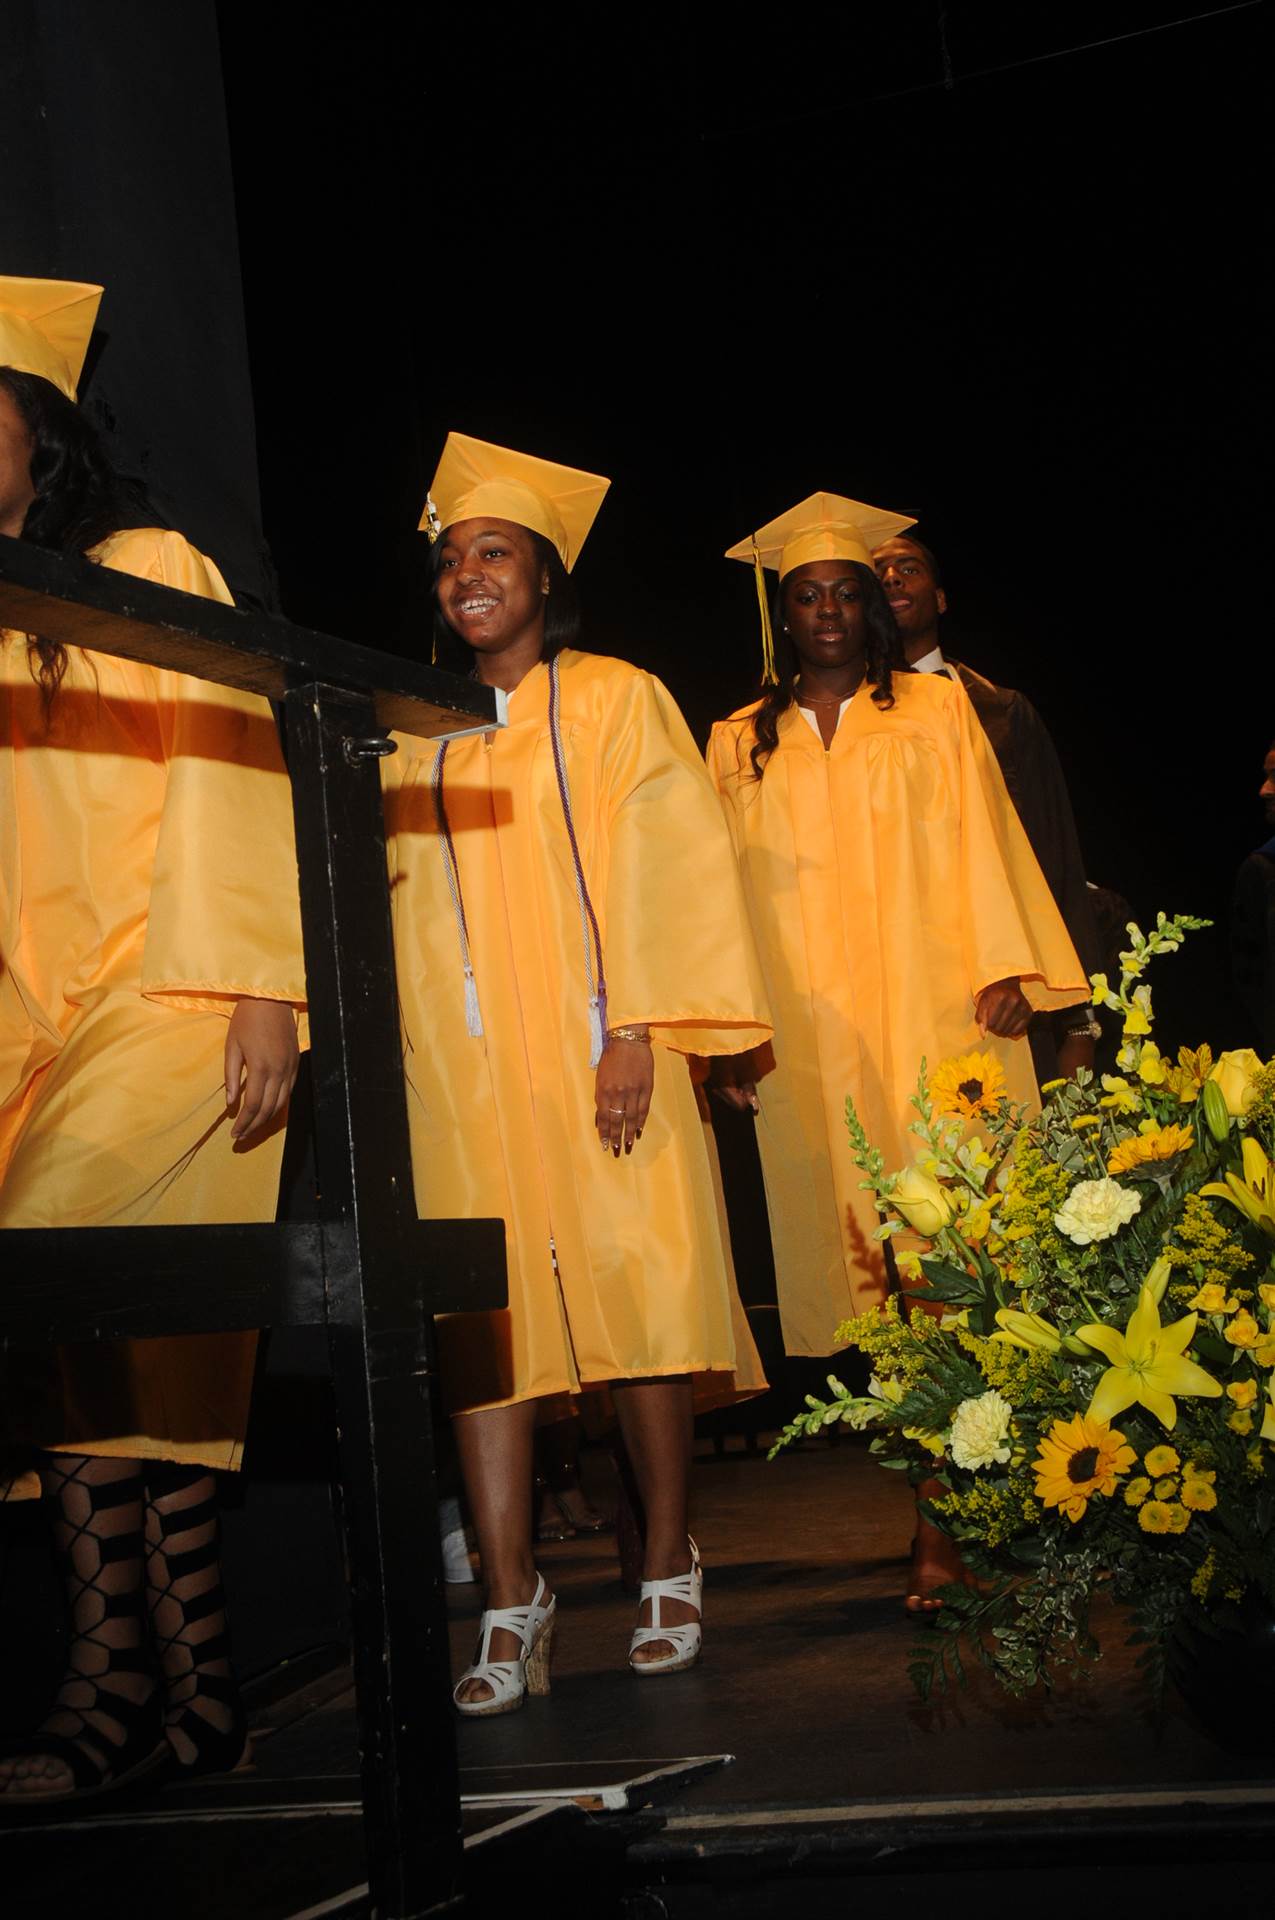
[873,537,946,642]
[1260,746,1275,829]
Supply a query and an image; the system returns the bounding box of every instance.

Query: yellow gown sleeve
[600,672,771,1055]
[109,532,307,1012]
[952,675,1087,1013]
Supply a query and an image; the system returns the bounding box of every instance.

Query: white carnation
[948,1390,1014,1471]
[1054,1177,1143,1245]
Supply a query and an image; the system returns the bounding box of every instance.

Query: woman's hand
[595,1035,654,1156]
[975,977,1034,1040]
[225,999,299,1142]
[707,1050,760,1114]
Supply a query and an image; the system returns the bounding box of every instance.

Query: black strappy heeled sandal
[0,1461,167,1809]
[144,1467,251,1778]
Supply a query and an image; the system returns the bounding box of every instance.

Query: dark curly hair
[747,561,905,778]
[0,366,151,710]
[429,525,581,674]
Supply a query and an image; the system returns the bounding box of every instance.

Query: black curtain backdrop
[217,0,1269,1049]
[0,0,273,606]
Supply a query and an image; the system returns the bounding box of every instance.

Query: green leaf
[903,1260,986,1305]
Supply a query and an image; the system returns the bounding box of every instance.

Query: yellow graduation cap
[422,432,610,573]
[726,491,916,683]
[0,274,103,400]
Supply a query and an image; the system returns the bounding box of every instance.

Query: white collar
[797,696,852,741]
[910,645,946,675]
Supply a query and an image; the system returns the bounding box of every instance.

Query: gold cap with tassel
[727,492,916,684]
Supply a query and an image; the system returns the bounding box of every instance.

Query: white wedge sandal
[452,1573,556,1717]
[628,1538,702,1677]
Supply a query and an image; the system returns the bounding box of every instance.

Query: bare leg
[452,1399,544,1705]
[908,1476,969,1612]
[892,1238,970,1612]
[536,1417,608,1537]
[610,1377,695,1663]
[0,1455,159,1799]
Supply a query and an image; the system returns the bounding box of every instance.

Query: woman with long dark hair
[706,492,1086,1608]
[0,277,304,1800]
[385,433,770,1713]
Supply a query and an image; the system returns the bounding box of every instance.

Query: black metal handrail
[0,534,508,1918]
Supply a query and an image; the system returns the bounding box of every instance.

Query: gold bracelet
[607,1025,650,1044]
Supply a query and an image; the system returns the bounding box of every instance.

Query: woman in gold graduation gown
[386,434,771,1712]
[706,493,1086,1607]
[0,279,304,1800]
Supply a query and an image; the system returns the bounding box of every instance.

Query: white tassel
[464,966,484,1039]
[588,995,604,1069]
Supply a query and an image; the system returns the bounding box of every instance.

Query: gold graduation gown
[706,670,1086,1355]
[1,528,305,1487]
[384,648,772,1414]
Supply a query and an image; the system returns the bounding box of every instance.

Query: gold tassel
[748,545,775,687]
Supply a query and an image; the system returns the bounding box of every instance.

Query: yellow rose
[891,1165,954,1239]
[1254,1335,1275,1368]
[1227,1379,1258,1409]
[1259,1284,1275,1311]
[1189,1282,1238,1314]
[1208,1048,1263,1118]
[1225,1310,1261,1349]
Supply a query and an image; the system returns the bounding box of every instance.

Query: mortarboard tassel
[462,963,483,1039]
[753,538,778,686]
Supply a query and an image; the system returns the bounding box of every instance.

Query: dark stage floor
[3,1439,1273,1917]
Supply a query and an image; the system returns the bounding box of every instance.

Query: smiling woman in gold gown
[386,433,771,1713]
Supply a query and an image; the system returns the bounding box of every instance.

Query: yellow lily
[991,1307,1062,1353]
[1077,1284,1223,1431]
[1201,1137,1275,1240]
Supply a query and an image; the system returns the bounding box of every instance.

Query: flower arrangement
[770,914,1275,1700]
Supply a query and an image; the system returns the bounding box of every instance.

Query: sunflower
[1033,1413,1137,1522]
[930,1051,1007,1121]
[1106,1123,1194,1176]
